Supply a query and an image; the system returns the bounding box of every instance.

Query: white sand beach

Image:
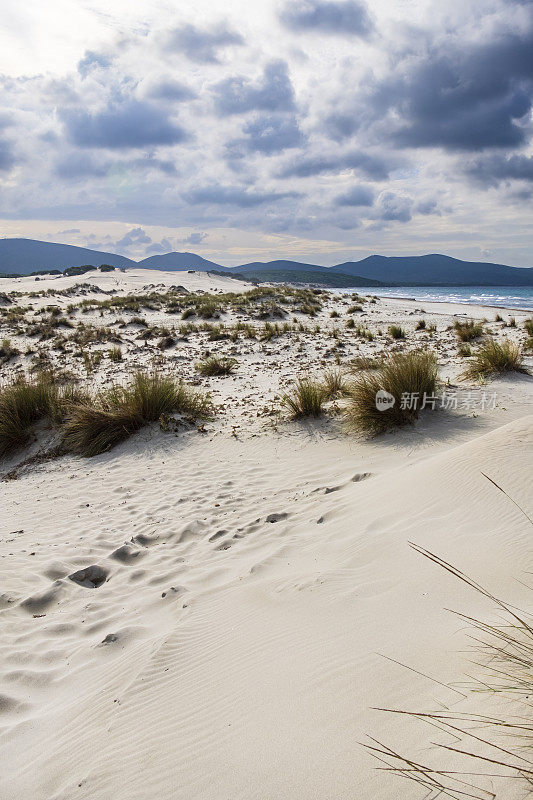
[1,268,532,800]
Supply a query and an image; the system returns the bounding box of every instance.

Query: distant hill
[138,252,225,271]
[334,254,533,286]
[238,259,327,274]
[0,238,133,274]
[236,266,384,287]
[0,238,532,286]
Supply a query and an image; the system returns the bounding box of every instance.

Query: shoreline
[373,293,533,314]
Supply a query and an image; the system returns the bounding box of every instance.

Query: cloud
[415,198,441,215]
[213,60,295,115]
[278,149,393,180]
[77,50,112,79]
[144,237,173,254]
[335,184,375,206]
[0,139,15,171]
[115,227,152,249]
[181,232,208,245]
[58,228,81,234]
[61,99,189,149]
[465,153,533,186]
[185,185,299,207]
[375,191,413,222]
[145,78,196,102]
[368,24,533,152]
[230,114,305,155]
[279,0,373,37]
[162,23,244,64]
[54,153,110,179]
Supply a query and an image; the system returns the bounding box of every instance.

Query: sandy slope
[1,413,532,800]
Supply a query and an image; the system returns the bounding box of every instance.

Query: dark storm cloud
[465,153,533,186]
[213,61,295,115]
[61,100,189,149]
[368,23,533,152]
[184,185,299,207]
[162,23,244,64]
[279,0,373,37]
[278,149,393,180]
[230,114,305,155]
[335,184,374,206]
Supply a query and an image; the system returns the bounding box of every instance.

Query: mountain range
[1,238,532,287]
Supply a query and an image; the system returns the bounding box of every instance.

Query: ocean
[338,285,533,312]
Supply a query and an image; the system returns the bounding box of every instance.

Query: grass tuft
[388,325,406,339]
[322,368,349,398]
[62,372,211,457]
[196,356,237,376]
[0,378,51,456]
[345,351,438,435]
[281,378,327,419]
[454,319,484,341]
[461,338,529,380]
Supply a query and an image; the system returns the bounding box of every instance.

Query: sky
[0,0,532,267]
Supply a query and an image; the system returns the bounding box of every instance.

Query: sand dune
[1,411,531,799]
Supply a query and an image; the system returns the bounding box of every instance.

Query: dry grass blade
[367,536,533,799]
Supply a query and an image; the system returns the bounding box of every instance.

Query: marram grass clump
[321,368,349,399]
[345,351,439,435]
[281,378,327,419]
[196,356,237,376]
[388,325,406,339]
[453,318,484,341]
[0,377,52,456]
[461,338,528,381]
[62,372,211,457]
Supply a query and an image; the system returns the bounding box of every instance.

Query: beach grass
[388,325,406,339]
[62,371,211,457]
[281,378,327,419]
[0,377,52,456]
[345,351,438,435]
[367,538,533,800]
[454,319,484,341]
[196,355,237,376]
[461,339,528,380]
